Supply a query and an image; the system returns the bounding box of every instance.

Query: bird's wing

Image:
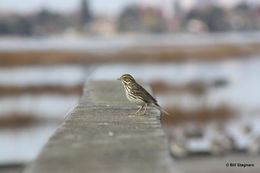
[131,82,170,115]
[131,82,159,106]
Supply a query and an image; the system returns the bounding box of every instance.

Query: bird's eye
[124,77,129,81]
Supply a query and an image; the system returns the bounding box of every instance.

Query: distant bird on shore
[118,74,169,115]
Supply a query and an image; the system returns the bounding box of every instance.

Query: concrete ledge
[24,81,175,173]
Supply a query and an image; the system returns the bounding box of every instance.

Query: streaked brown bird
[118,74,169,115]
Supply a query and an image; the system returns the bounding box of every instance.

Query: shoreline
[0,42,260,66]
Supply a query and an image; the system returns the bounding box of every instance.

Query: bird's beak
[117,78,120,80]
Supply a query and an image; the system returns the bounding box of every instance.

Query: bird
[118,74,169,115]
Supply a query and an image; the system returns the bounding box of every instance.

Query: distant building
[80,0,92,27]
[254,6,260,29]
[89,16,116,36]
[173,0,182,17]
[169,0,183,31]
[228,3,256,31]
[118,5,167,33]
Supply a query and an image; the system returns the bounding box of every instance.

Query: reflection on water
[1,32,260,52]
[0,125,57,164]
[0,95,79,119]
[0,65,89,86]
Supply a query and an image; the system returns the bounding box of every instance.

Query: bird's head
[118,74,136,84]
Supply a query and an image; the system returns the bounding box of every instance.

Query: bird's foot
[139,112,147,116]
[136,112,147,116]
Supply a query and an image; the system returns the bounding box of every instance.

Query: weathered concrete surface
[24,81,175,173]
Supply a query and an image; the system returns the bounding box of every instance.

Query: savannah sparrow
[118,74,169,115]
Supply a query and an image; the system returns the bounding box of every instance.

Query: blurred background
[0,0,260,173]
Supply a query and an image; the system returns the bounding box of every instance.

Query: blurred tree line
[183,3,258,32]
[0,1,260,36]
[118,2,260,33]
[0,9,75,36]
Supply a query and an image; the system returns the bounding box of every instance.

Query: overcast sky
[0,0,259,16]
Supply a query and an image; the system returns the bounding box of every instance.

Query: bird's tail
[154,104,170,115]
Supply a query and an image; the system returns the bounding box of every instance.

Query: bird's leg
[134,104,144,115]
[141,103,148,115]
